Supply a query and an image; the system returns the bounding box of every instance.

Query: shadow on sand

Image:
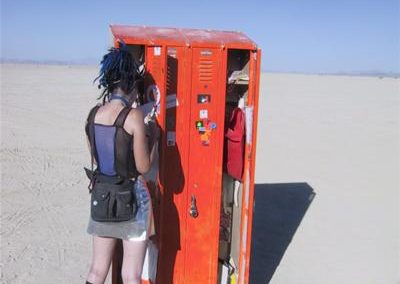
[249,183,316,284]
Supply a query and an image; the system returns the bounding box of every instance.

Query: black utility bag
[85,169,137,222]
[84,105,137,222]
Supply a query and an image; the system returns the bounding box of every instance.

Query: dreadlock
[94,41,144,104]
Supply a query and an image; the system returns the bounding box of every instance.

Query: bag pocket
[91,186,110,221]
[116,190,135,219]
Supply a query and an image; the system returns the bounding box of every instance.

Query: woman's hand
[128,108,160,174]
[145,120,160,145]
[145,121,160,165]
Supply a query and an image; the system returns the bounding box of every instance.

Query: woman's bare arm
[127,109,151,174]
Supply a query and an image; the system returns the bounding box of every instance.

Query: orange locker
[109,25,261,284]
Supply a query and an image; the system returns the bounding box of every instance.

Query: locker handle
[189,195,199,218]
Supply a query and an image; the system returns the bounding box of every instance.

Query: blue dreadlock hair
[94,41,144,104]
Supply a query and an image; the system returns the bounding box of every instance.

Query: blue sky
[1,0,399,73]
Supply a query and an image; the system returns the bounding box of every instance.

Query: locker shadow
[156,138,185,284]
[249,182,316,284]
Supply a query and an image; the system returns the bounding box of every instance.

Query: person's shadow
[154,139,184,284]
[249,182,316,283]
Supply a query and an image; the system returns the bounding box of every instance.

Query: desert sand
[1,64,399,283]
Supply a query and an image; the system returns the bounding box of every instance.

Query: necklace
[109,94,130,107]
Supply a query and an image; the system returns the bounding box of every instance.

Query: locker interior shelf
[228,81,249,85]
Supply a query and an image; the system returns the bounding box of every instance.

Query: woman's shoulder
[86,103,102,123]
[124,107,145,133]
[126,107,144,121]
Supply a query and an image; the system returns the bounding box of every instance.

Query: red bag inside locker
[225,107,245,181]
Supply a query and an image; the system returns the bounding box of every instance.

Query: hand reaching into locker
[146,120,160,145]
[146,120,160,167]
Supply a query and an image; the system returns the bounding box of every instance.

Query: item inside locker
[225,107,245,181]
[223,49,249,178]
[218,49,250,282]
[228,70,249,84]
[218,174,242,282]
[225,49,250,127]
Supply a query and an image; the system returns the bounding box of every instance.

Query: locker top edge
[110,24,258,50]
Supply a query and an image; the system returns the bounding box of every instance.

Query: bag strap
[86,105,101,193]
[114,107,132,128]
[87,104,101,124]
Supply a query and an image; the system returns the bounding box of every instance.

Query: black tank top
[85,105,139,179]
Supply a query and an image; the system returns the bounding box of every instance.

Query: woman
[84,44,158,284]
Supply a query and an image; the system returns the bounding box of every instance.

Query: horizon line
[1,58,399,78]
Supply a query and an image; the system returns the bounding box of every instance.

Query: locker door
[184,47,225,283]
[157,46,191,284]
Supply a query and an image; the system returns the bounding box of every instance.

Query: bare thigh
[121,240,148,281]
[87,236,117,283]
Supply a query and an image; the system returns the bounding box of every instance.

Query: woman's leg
[121,239,148,284]
[86,236,117,284]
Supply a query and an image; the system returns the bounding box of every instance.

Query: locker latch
[189,195,199,218]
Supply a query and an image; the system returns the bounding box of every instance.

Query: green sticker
[195,121,203,129]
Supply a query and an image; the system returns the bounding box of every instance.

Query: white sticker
[167,131,176,146]
[200,49,212,56]
[166,94,179,109]
[245,106,253,145]
[199,109,208,119]
[154,47,161,56]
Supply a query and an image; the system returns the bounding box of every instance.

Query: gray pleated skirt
[87,178,155,241]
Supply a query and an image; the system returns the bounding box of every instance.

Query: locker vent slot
[167,54,177,95]
[199,59,213,82]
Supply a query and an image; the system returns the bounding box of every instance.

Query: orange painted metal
[156,45,192,283]
[183,47,225,283]
[110,25,257,49]
[109,25,261,284]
